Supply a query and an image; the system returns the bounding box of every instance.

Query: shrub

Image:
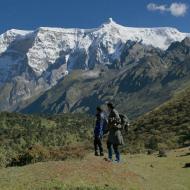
[49,145,89,161]
[10,144,50,166]
[0,146,16,167]
[0,146,9,167]
[10,144,89,166]
[146,136,158,150]
[158,149,167,157]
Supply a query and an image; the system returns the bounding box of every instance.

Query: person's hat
[96,106,102,112]
[107,102,114,109]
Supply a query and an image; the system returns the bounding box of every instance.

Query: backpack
[119,114,130,132]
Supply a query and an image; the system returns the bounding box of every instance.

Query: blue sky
[0,0,189,34]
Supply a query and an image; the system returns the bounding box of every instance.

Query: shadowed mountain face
[20,38,190,118]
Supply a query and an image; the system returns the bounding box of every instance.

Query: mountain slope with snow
[21,37,190,117]
[1,18,189,75]
[0,18,189,111]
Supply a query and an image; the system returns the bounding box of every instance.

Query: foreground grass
[0,148,189,190]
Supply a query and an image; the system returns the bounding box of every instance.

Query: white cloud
[147,3,167,12]
[170,3,188,16]
[147,2,188,17]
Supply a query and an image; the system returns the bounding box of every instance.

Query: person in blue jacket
[94,106,107,156]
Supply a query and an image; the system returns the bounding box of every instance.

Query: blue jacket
[94,112,107,137]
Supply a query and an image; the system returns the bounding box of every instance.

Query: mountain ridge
[0,19,190,112]
[20,37,190,117]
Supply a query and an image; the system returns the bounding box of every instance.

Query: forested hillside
[130,87,190,151]
[0,112,94,167]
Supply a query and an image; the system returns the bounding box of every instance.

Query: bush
[10,144,89,166]
[49,145,89,161]
[10,144,50,166]
[0,146,9,167]
[158,149,167,157]
[0,146,16,167]
[146,136,158,150]
[147,149,155,155]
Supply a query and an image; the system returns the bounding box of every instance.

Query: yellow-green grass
[0,148,189,190]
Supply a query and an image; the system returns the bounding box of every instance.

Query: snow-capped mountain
[0,18,189,111]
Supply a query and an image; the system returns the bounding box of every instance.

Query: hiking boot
[104,158,112,162]
[95,152,99,156]
[113,159,120,164]
[100,152,104,156]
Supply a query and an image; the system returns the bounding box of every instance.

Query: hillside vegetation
[0,88,190,190]
[0,86,190,167]
[131,87,190,151]
[0,112,94,167]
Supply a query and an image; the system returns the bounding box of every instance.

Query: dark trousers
[94,136,103,154]
[107,142,120,161]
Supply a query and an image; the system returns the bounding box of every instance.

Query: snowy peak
[0,20,189,76]
[97,21,189,49]
[101,17,119,27]
[108,17,114,23]
[0,20,187,53]
[5,29,32,36]
[0,29,32,53]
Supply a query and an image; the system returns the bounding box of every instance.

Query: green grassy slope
[0,148,189,190]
